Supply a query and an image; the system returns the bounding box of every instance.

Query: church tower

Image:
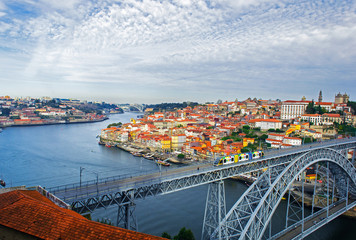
[318,90,322,103]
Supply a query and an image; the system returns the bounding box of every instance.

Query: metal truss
[53,141,356,210]
[211,147,356,240]
[202,181,227,240]
[46,139,355,231]
[117,201,137,231]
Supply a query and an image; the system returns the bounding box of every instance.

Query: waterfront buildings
[0,96,112,127]
[100,92,355,156]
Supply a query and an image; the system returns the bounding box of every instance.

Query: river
[0,112,354,239]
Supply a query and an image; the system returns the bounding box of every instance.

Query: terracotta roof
[302,114,320,117]
[283,100,310,104]
[323,113,341,117]
[0,190,164,240]
[268,133,284,136]
[248,119,281,123]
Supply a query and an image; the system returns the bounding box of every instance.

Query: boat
[105,143,114,148]
[155,160,170,166]
[0,179,5,187]
[131,151,143,157]
[143,153,155,160]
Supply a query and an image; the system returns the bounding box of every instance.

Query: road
[51,162,212,202]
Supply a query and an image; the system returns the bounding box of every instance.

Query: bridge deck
[47,138,356,208]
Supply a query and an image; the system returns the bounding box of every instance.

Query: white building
[266,133,302,148]
[281,101,309,120]
[283,136,302,146]
[301,114,322,125]
[267,133,284,141]
[249,119,282,130]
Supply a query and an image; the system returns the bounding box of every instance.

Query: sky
[0,0,355,104]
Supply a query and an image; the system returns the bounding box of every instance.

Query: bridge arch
[213,148,356,240]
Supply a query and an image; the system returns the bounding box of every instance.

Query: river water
[0,112,354,239]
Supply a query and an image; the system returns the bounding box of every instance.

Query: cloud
[0,0,356,102]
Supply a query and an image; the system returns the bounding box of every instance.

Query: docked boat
[105,143,114,148]
[143,153,155,160]
[131,151,143,157]
[0,179,5,187]
[155,160,170,166]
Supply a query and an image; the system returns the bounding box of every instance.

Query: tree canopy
[347,101,356,114]
[161,227,195,240]
[107,122,122,128]
[174,227,195,240]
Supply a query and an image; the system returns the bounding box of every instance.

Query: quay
[100,140,193,164]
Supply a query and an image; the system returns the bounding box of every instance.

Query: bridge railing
[47,169,159,193]
[54,149,322,202]
[48,137,356,198]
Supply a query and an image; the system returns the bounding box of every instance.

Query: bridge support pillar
[117,201,137,231]
[202,180,226,240]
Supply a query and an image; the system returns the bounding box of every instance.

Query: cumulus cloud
[0,0,356,102]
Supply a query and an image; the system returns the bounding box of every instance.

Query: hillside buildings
[100,92,354,156]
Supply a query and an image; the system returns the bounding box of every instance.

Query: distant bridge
[48,138,356,239]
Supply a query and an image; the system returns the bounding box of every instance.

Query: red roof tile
[0,190,164,240]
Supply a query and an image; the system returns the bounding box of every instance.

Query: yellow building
[160,137,171,152]
[243,138,255,147]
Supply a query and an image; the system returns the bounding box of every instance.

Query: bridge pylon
[211,147,356,240]
[202,180,227,240]
[116,192,137,231]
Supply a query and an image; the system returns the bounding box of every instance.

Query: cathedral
[334,92,349,104]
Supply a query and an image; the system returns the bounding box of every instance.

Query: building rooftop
[0,190,164,240]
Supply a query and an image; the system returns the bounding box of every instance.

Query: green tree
[347,101,356,114]
[241,148,250,153]
[305,101,316,114]
[303,137,313,144]
[107,122,122,128]
[259,134,268,141]
[242,125,251,134]
[162,232,172,239]
[97,218,113,226]
[174,227,195,240]
[0,108,11,116]
[242,125,250,130]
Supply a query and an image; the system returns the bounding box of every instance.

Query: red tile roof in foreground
[0,190,164,240]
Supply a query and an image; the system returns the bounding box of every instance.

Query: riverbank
[0,117,108,128]
[99,139,193,165]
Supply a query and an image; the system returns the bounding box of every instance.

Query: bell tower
[318,90,322,103]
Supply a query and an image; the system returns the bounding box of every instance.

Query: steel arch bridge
[45,139,356,236]
[207,148,356,240]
